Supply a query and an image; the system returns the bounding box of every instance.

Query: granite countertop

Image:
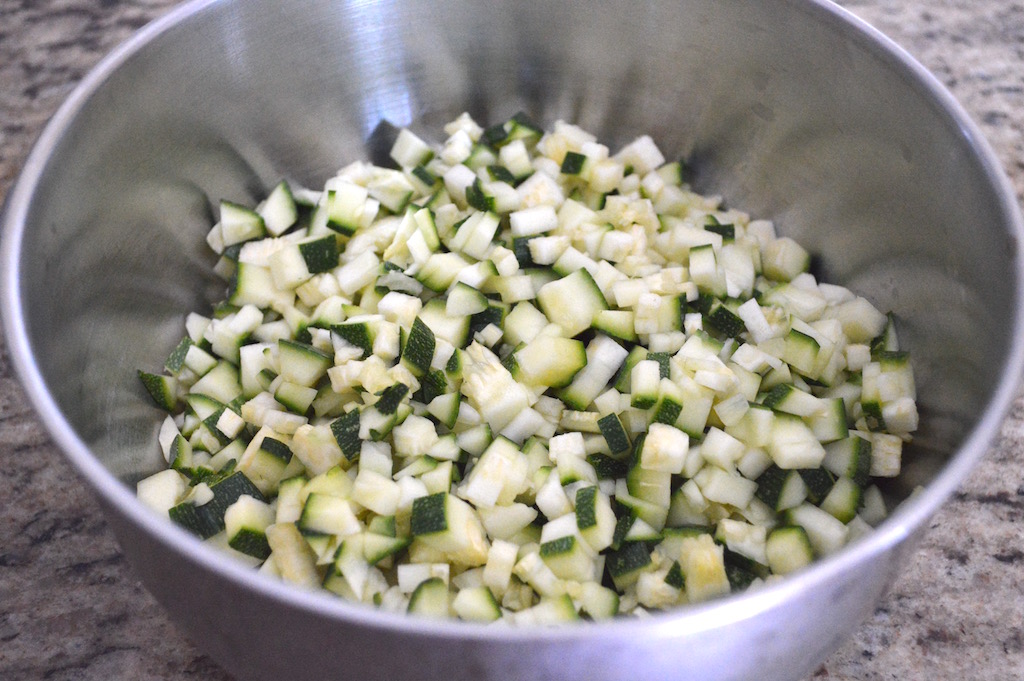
[1,1,1023,679]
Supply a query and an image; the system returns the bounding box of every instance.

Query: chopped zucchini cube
[410,493,488,567]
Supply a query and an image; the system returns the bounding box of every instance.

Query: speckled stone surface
[1,1,1023,679]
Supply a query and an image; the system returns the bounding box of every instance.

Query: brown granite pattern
[0,5,232,680]
[1,1,1023,679]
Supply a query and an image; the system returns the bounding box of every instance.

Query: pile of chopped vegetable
[136,112,918,623]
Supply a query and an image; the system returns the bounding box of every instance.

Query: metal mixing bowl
[3,1,1023,679]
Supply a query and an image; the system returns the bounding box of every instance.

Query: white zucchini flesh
[137,111,917,623]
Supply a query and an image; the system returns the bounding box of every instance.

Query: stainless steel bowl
[3,1,1023,680]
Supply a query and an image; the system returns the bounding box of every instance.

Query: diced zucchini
[761,383,820,418]
[363,531,412,566]
[169,472,265,539]
[823,435,872,487]
[278,339,332,387]
[138,371,178,411]
[330,409,362,461]
[784,503,849,556]
[417,251,471,292]
[606,541,653,590]
[536,268,609,337]
[332,319,374,358]
[417,298,471,347]
[391,128,434,168]
[190,361,243,405]
[410,493,489,566]
[407,576,451,618]
[513,335,587,388]
[808,397,849,443]
[592,309,639,343]
[299,492,361,538]
[137,469,189,517]
[597,412,631,457]
[762,237,811,282]
[819,476,862,523]
[462,436,529,509]
[629,359,661,409]
[767,413,826,469]
[138,113,918,621]
[765,525,814,575]
[539,534,597,582]
[325,182,370,235]
[220,200,267,246]
[266,523,320,588]
[452,585,502,622]
[238,433,295,495]
[298,235,340,274]
[401,317,436,377]
[578,581,619,620]
[259,181,299,236]
[755,465,807,512]
[798,468,835,505]
[678,534,730,603]
[446,282,489,317]
[225,495,275,560]
[514,594,580,626]
[575,485,616,552]
[556,334,628,410]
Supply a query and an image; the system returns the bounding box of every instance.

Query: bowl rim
[3,0,1024,643]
